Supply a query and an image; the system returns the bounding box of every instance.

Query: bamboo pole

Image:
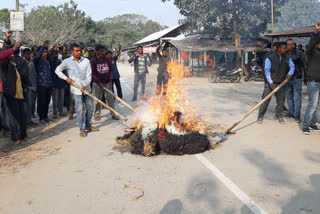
[225,79,288,134]
[70,81,127,121]
[102,86,137,113]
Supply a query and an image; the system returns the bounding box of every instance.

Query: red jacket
[0,48,14,92]
[0,48,14,61]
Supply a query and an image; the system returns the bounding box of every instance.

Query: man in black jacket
[302,23,320,135]
[257,42,295,124]
[285,39,307,123]
[1,32,29,143]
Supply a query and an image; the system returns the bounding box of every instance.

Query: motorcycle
[208,64,242,83]
[245,60,265,82]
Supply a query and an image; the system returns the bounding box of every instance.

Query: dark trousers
[37,86,52,120]
[112,78,123,99]
[25,88,37,123]
[0,92,3,133]
[258,83,286,117]
[133,73,146,100]
[5,96,27,141]
[156,73,169,96]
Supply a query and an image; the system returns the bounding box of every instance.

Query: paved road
[0,63,319,214]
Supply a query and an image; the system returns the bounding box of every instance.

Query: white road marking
[195,154,269,214]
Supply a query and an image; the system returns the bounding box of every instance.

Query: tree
[93,14,165,48]
[162,0,285,42]
[274,0,320,32]
[0,9,10,39]
[162,0,286,65]
[23,0,92,45]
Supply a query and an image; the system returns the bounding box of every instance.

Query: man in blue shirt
[258,42,295,124]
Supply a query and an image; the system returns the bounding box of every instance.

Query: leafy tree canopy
[273,0,320,32]
[162,0,286,44]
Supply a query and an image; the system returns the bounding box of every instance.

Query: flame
[148,60,205,134]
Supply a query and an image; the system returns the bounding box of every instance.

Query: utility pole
[15,0,20,41]
[271,0,274,33]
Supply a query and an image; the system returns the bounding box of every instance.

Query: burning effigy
[116,61,227,156]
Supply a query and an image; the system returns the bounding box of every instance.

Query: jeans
[133,73,146,100]
[286,79,302,117]
[52,88,65,116]
[37,86,52,120]
[112,78,123,99]
[5,96,27,141]
[303,81,320,128]
[92,82,115,117]
[25,89,37,123]
[74,94,93,131]
[258,82,286,117]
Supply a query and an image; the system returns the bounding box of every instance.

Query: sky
[2,0,183,26]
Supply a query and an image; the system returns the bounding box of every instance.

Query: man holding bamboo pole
[91,45,119,121]
[257,42,295,124]
[55,43,99,137]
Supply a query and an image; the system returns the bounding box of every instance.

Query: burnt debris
[116,127,211,156]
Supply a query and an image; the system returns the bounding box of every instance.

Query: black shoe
[132,98,137,102]
[309,125,320,132]
[295,116,301,123]
[111,116,120,120]
[257,116,263,124]
[302,127,311,135]
[276,116,285,124]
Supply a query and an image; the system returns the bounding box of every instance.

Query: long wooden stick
[102,86,137,113]
[70,81,127,121]
[225,79,288,134]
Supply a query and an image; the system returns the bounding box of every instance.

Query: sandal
[85,126,99,132]
[80,131,87,137]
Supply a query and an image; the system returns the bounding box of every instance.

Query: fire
[147,61,205,134]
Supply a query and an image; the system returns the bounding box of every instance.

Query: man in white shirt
[55,43,99,137]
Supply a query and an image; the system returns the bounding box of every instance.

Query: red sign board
[143,47,157,53]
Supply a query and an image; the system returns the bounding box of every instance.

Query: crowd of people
[0,22,318,143]
[0,31,126,141]
[257,22,320,136]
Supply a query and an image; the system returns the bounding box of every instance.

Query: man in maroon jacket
[91,45,119,121]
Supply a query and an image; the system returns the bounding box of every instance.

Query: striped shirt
[138,55,150,73]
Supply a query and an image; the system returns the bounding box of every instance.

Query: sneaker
[44,118,50,123]
[257,116,263,124]
[302,127,311,135]
[295,116,301,123]
[80,131,87,137]
[53,115,58,119]
[309,125,320,132]
[85,126,99,132]
[112,116,120,120]
[276,116,285,124]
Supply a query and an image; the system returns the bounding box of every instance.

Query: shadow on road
[281,174,320,214]
[242,149,294,187]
